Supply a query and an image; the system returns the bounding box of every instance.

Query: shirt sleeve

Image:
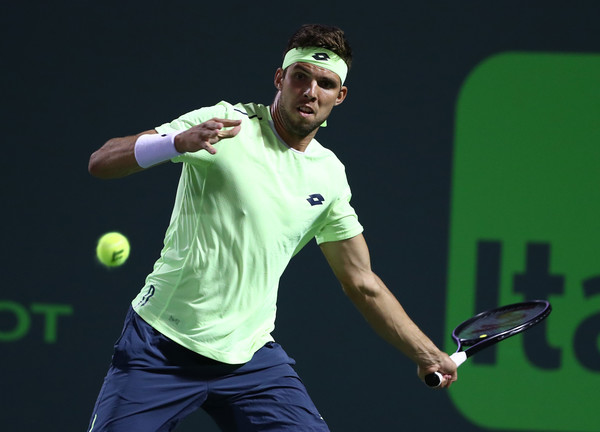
[315,185,364,244]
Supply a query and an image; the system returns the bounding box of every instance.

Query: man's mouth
[298,106,315,116]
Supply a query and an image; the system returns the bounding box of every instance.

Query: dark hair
[284,24,353,69]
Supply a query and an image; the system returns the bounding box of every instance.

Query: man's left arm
[319,234,457,388]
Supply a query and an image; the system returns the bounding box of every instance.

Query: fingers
[178,118,242,154]
[214,118,243,128]
[217,124,242,139]
[426,374,455,389]
[199,141,217,155]
[440,374,455,389]
[211,118,241,133]
[436,366,458,389]
[419,362,458,389]
[204,118,242,141]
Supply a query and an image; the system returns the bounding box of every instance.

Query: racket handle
[424,352,467,388]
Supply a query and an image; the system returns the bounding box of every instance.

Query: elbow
[88,151,107,178]
[88,152,100,177]
[88,150,118,179]
[88,133,148,179]
[340,272,380,300]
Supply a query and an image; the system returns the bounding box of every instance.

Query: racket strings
[455,303,549,342]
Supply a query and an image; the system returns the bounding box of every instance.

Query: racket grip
[424,352,467,388]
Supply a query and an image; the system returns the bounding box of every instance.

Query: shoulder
[229,102,269,119]
[214,101,270,123]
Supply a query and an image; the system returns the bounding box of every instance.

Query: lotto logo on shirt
[446,52,600,432]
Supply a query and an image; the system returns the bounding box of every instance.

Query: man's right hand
[174,118,242,155]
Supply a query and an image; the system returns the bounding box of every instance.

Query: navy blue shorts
[87,307,329,432]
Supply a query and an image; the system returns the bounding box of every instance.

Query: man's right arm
[88,118,242,180]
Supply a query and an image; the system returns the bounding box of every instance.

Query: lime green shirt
[132,101,363,364]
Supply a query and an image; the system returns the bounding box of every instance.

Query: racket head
[452,300,552,349]
[425,300,551,388]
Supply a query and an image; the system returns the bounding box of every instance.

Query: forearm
[321,235,456,385]
[88,130,155,179]
[343,273,442,366]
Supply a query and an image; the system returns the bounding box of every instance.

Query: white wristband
[134,131,183,168]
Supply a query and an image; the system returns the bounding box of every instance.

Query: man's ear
[274,68,284,91]
[335,86,348,106]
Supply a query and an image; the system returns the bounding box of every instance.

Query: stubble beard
[277,97,322,139]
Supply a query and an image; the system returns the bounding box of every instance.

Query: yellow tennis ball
[96,232,130,267]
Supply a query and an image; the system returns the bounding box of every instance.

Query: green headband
[282,47,348,85]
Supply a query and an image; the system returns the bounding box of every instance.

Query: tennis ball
[96,232,130,267]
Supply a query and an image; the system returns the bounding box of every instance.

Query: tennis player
[87,23,457,431]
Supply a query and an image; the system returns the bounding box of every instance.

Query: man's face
[274,62,347,138]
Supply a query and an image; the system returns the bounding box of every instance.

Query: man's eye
[319,80,336,89]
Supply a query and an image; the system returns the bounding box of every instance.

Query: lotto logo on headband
[446,52,600,432]
[312,53,330,61]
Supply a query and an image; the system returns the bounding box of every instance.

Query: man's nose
[303,81,318,99]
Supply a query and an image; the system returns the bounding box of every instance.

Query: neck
[270,93,318,152]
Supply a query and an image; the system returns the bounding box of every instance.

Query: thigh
[87,308,208,432]
[89,367,207,432]
[204,343,330,432]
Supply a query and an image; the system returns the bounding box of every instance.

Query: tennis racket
[425,299,552,387]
